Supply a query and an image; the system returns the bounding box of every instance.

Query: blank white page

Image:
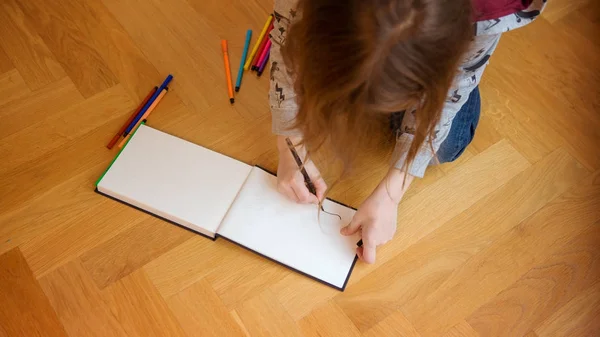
[217,167,359,289]
[97,125,252,238]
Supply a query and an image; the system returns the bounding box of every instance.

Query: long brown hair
[283,0,473,176]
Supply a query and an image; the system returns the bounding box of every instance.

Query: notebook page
[97,125,252,238]
[217,167,359,289]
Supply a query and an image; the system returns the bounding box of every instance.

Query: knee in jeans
[437,145,466,164]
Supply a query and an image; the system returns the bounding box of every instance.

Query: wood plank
[0,0,65,90]
[69,0,161,101]
[403,171,600,336]
[0,69,30,107]
[102,270,188,337]
[181,0,275,122]
[235,290,303,337]
[466,224,600,337]
[0,118,130,215]
[102,0,220,113]
[542,0,590,23]
[80,218,193,289]
[468,107,504,156]
[19,0,118,97]
[25,0,160,102]
[39,260,128,337]
[0,85,133,173]
[205,240,290,309]
[535,281,600,337]
[554,1,600,49]
[363,311,422,337]
[0,77,83,140]
[103,0,273,126]
[20,199,148,278]
[0,162,110,255]
[489,18,600,170]
[144,236,239,299]
[185,0,269,37]
[442,321,480,337]
[378,140,530,261]
[299,301,362,337]
[478,78,561,165]
[166,278,246,337]
[273,140,530,322]
[0,45,14,75]
[0,248,68,337]
[334,148,588,332]
[230,310,252,337]
[572,1,600,46]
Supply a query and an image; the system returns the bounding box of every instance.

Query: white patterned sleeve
[269,0,301,137]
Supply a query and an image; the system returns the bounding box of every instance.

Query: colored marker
[235,30,252,92]
[251,22,273,70]
[125,74,173,135]
[244,14,273,70]
[255,40,271,73]
[118,88,168,148]
[107,86,156,149]
[257,50,270,77]
[221,40,234,104]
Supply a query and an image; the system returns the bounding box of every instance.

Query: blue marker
[124,74,173,135]
[235,30,252,92]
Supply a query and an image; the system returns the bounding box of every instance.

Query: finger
[290,182,314,204]
[340,216,361,236]
[361,239,377,264]
[278,183,300,203]
[313,178,328,201]
[356,246,364,260]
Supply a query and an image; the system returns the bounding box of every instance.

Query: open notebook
[96,124,360,291]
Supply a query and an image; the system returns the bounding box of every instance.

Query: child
[269,0,546,263]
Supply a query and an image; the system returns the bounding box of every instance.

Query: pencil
[107,86,156,149]
[235,30,252,92]
[257,50,270,76]
[284,137,339,217]
[125,74,173,135]
[251,22,273,71]
[221,40,234,104]
[118,88,168,148]
[255,40,271,73]
[285,138,318,196]
[244,14,273,70]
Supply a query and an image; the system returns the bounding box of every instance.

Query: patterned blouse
[268,0,547,178]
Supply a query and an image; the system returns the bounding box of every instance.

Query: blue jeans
[437,87,481,163]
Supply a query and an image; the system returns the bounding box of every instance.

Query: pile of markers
[106,75,173,149]
[221,14,274,104]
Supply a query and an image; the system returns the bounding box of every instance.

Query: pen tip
[235,87,240,92]
[230,98,235,104]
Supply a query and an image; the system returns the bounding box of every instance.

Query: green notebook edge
[95,121,146,187]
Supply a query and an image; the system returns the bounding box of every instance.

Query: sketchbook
[95,124,360,291]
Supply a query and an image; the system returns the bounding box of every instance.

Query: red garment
[472,0,534,21]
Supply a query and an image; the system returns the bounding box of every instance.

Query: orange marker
[118,88,168,148]
[106,86,156,149]
[221,40,234,104]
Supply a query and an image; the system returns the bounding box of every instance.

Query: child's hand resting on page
[276,136,327,204]
[341,168,413,264]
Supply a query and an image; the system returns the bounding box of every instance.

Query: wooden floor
[0,0,599,336]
